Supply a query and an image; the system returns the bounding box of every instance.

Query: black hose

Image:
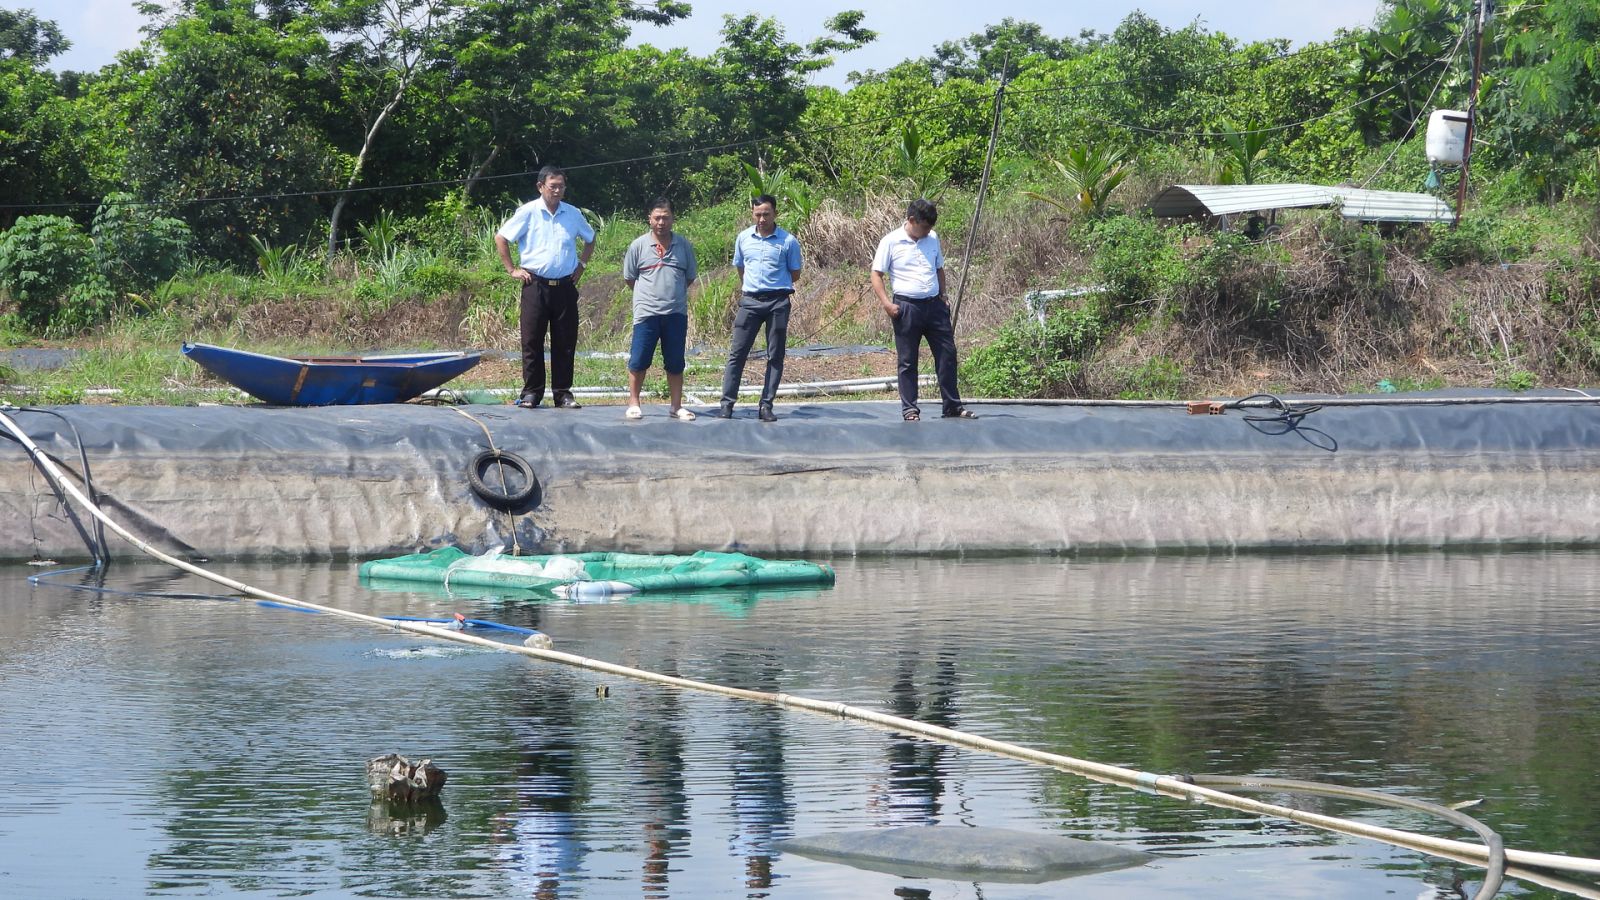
[1224,393,1324,427]
[1,406,109,565]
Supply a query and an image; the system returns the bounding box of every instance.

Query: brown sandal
[902,410,921,422]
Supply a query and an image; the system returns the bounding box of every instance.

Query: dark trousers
[720,293,791,407]
[892,296,963,416]
[519,276,579,403]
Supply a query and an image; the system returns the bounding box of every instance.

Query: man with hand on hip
[718,194,802,422]
[495,165,595,409]
[870,198,976,422]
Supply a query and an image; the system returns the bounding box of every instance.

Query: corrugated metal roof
[1331,187,1456,222]
[1147,183,1454,223]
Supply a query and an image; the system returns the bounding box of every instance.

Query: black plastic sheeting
[4,391,1600,560]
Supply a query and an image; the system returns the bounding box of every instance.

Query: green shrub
[1184,230,1288,319]
[413,191,493,260]
[1325,218,1388,287]
[1115,355,1186,399]
[1494,369,1537,391]
[53,273,116,334]
[964,300,1108,398]
[1084,215,1184,307]
[91,193,192,291]
[1421,212,1537,268]
[404,261,467,298]
[0,215,96,331]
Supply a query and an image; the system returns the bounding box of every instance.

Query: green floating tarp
[358,547,835,596]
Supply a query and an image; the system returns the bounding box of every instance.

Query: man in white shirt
[495,165,595,409]
[870,199,977,422]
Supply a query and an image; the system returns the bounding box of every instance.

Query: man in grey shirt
[622,198,699,420]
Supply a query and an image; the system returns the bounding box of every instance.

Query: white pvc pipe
[422,376,929,403]
[6,406,1598,881]
[966,394,1600,408]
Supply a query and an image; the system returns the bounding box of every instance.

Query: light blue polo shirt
[732,226,802,294]
[496,199,595,278]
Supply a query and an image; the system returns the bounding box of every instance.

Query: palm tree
[1218,123,1271,185]
[1024,145,1130,216]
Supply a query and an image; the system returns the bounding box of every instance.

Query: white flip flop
[624,405,643,420]
[670,407,697,421]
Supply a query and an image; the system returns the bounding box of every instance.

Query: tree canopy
[2,0,1597,269]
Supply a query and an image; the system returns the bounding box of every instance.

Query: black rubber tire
[467,449,539,508]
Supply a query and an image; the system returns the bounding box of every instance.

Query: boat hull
[181,342,480,405]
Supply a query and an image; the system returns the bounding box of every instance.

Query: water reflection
[875,650,960,825]
[713,651,793,897]
[3,551,1600,898]
[367,798,448,836]
[495,670,590,898]
[633,660,690,898]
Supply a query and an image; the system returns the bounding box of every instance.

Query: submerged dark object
[777,825,1153,883]
[366,754,448,803]
[182,342,480,405]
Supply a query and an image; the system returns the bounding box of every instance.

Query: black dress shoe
[716,402,734,419]
[554,392,582,409]
[515,394,541,409]
[758,405,777,423]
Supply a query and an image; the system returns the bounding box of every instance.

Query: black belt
[744,289,793,300]
[535,274,574,286]
[894,293,941,303]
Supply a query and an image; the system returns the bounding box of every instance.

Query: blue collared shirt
[496,199,595,278]
[732,226,802,293]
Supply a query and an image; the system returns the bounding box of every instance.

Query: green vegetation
[1,1,1598,403]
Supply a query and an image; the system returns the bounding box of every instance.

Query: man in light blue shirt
[871,198,976,422]
[718,194,802,422]
[494,165,595,409]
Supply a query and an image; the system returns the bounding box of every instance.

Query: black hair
[752,194,778,211]
[906,198,938,227]
[536,165,566,185]
[648,197,673,215]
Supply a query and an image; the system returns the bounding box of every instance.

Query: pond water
[1,551,1598,898]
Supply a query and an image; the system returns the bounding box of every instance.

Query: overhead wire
[1358,17,1471,188]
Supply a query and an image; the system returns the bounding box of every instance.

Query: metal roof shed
[1148,183,1454,224]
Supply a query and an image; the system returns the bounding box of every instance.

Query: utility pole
[951,58,1008,332]
[1454,0,1488,226]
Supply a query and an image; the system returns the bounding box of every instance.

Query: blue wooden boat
[181,342,481,406]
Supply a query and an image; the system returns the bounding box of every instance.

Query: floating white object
[1426,110,1470,165]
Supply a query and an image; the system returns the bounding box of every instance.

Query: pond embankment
[7,392,1600,560]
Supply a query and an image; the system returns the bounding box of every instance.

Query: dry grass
[1131,220,1599,396]
[112,199,1600,399]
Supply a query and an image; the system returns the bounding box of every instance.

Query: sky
[40,0,1384,89]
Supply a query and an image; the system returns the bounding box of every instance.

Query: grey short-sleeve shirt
[622,232,698,321]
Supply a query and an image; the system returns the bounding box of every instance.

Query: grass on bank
[3,188,1599,406]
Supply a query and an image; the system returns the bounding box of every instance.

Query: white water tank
[1426,110,1470,165]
